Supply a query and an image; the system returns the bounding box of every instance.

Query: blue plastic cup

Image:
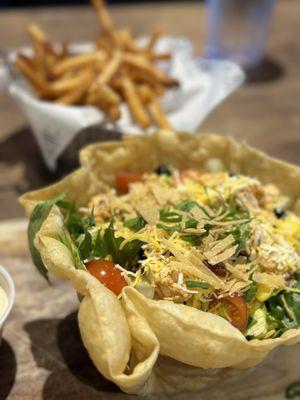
[205,0,276,68]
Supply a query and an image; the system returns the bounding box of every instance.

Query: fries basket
[1,47,244,171]
[0,0,244,171]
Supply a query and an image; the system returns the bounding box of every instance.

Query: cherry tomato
[116,172,142,194]
[86,259,127,295]
[222,294,249,332]
[180,169,199,181]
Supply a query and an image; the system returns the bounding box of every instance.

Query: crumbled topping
[83,169,300,337]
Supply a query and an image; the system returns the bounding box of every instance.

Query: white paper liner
[0,37,245,170]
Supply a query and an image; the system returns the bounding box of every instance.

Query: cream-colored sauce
[0,286,8,319]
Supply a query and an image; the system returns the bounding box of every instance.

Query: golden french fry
[121,78,151,128]
[137,84,155,104]
[46,68,95,97]
[119,29,141,53]
[104,105,121,121]
[88,93,121,120]
[95,51,121,85]
[59,68,78,80]
[126,67,166,96]
[146,29,163,50]
[146,51,172,62]
[27,23,46,42]
[17,53,35,68]
[92,0,121,48]
[152,83,166,96]
[86,83,121,106]
[27,23,48,79]
[51,51,106,77]
[99,105,121,121]
[91,0,114,31]
[55,70,94,105]
[148,97,172,130]
[43,41,69,76]
[55,86,88,105]
[43,42,60,72]
[122,53,178,87]
[96,34,113,53]
[44,41,60,57]
[58,41,69,59]
[14,56,47,92]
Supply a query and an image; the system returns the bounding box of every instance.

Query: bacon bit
[204,260,227,277]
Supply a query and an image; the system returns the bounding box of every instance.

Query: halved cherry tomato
[180,169,199,181]
[116,172,142,194]
[222,294,249,332]
[86,259,127,295]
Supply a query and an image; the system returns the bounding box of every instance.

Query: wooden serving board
[0,219,299,400]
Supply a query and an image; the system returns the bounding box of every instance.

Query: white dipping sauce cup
[0,265,15,344]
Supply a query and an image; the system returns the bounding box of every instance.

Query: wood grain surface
[0,218,300,400]
[0,0,300,220]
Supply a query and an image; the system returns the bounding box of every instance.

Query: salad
[0,285,8,320]
[30,166,300,339]
[21,131,300,395]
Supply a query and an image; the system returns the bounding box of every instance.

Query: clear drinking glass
[205,0,276,68]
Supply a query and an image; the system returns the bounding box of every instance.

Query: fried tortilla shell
[20,131,300,394]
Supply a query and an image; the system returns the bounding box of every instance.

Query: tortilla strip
[208,245,238,265]
[204,235,235,259]
[225,263,249,282]
[134,200,159,225]
[253,272,285,289]
[189,249,226,290]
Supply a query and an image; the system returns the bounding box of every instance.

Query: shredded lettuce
[265,278,300,335]
[185,280,209,289]
[245,282,257,302]
[124,216,146,232]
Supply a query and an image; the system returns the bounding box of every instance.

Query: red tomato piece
[180,169,199,181]
[86,259,127,295]
[116,172,142,194]
[222,294,249,332]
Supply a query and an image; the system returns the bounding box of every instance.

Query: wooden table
[0,1,300,399]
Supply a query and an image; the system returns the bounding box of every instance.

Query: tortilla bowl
[19,130,300,395]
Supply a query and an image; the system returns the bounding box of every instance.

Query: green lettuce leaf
[123,215,146,232]
[266,277,300,334]
[244,282,257,302]
[28,193,66,281]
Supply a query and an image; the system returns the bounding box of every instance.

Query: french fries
[95,51,121,85]
[86,83,121,107]
[147,29,163,50]
[14,0,178,129]
[121,78,151,128]
[55,69,94,105]
[51,51,107,77]
[48,68,95,98]
[148,97,173,130]
[27,23,47,79]
[14,55,47,92]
